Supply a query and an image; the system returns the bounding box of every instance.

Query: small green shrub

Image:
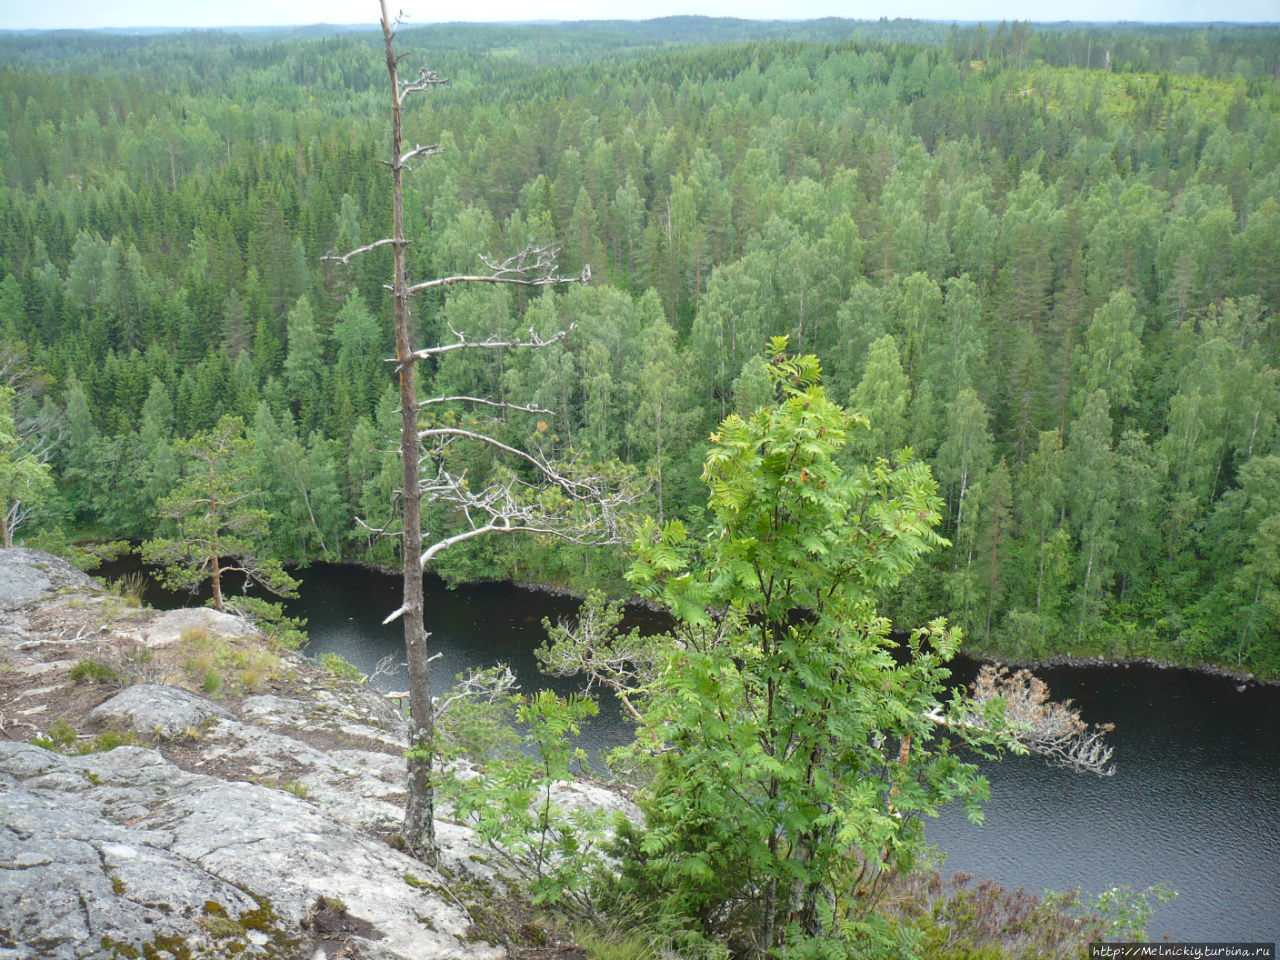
[230,646,278,692]
[32,718,78,751]
[225,595,309,651]
[32,720,142,755]
[107,572,148,607]
[574,924,661,960]
[181,631,282,697]
[181,646,215,676]
[318,652,362,680]
[439,689,607,919]
[85,727,142,753]
[70,660,122,685]
[1093,883,1178,941]
[201,668,223,696]
[875,869,1175,959]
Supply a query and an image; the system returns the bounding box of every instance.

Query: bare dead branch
[435,664,519,720]
[410,325,571,362]
[416,452,643,570]
[476,243,562,277]
[404,272,577,295]
[1,343,61,459]
[539,598,661,724]
[418,396,552,415]
[404,243,586,296]
[356,512,403,539]
[418,427,638,508]
[0,715,42,740]
[398,66,449,106]
[322,237,399,266]
[6,500,36,539]
[398,143,443,168]
[362,0,619,866]
[934,665,1116,776]
[365,652,404,686]
[418,426,553,473]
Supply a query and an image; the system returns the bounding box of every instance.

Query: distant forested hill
[1,19,1277,674]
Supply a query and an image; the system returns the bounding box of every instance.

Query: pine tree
[142,415,297,612]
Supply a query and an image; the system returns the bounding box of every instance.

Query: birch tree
[0,386,52,548]
[0,346,60,546]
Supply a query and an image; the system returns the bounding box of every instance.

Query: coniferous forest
[2,18,1279,676]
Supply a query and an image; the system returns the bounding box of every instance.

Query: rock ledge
[0,549,515,960]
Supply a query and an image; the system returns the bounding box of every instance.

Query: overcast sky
[1,0,1275,30]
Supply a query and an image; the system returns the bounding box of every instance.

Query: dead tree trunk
[327,2,626,866]
[379,0,440,864]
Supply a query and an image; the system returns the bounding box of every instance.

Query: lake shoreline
[102,549,1278,689]
[338,557,1278,688]
[260,555,1280,941]
[958,649,1279,689]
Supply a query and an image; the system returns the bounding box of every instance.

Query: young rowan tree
[329,2,637,865]
[542,342,1113,957]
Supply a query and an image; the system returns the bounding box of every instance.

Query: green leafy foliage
[0,385,53,547]
[31,718,144,754]
[608,346,1016,958]
[439,689,611,918]
[223,595,309,652]
[317,652,362,680]
[1,19,1277,674]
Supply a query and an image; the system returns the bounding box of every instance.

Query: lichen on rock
[87,684,234,739]
[0,549,506,960]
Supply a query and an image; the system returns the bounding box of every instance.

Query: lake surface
[121,561,1280,942]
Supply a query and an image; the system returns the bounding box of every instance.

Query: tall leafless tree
[327,2,637,864]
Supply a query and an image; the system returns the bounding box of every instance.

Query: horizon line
[4,15,1278,31]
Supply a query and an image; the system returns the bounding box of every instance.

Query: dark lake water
[116,560,1280,943]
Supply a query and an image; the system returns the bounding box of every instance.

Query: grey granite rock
[0,549,645,960]
[87,684,234,739]
[240,694,311,726]
[0,548,98,612]
[126,606,259,647]
[0,743,505,960]
[241,685,409,747]
[200,718,407,832]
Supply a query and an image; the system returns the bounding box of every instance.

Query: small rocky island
[0,548,614,960]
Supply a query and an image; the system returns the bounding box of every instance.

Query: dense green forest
[1,18,1278,675]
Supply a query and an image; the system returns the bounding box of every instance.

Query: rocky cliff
[0,548,598,960]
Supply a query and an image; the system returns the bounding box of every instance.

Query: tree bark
[378,0,436,865]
